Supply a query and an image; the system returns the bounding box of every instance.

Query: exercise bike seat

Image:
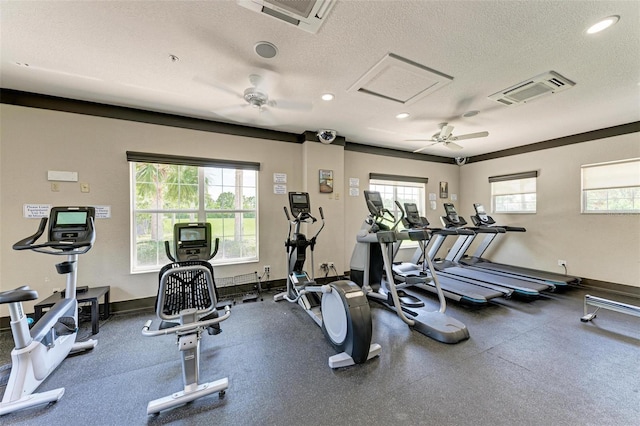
[0,286,38,304]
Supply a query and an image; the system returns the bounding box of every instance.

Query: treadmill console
[364,190,384,216]
[174,222,212,261]
[442,203,467,227]
[403,203,429,228]
[289,192,311,218]
[49,207,95,243]
[473,203,495,225]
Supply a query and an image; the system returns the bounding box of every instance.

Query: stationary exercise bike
[274,192,381,368]
[0,207,97,416]
[142,222,231,415]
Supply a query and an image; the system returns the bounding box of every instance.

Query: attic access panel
[348,53,454,105]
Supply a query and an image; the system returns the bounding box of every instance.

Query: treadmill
[427,203,554,299]
[456,203,581,288]
[392,202,510,306]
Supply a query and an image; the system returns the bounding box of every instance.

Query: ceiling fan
[409,123,489,152]
[197,73,312,122]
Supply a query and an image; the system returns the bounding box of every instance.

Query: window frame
[128,152,260,273]
[489,171,538,214]
[581,158,640,214]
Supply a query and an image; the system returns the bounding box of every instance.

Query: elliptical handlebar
[12,217,96,256]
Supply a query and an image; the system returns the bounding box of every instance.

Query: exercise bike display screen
[177,225,208,249]
[179,226,206,242]
[54,211,88,226]
[49,207,95,242]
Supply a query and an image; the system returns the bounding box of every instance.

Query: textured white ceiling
[1,1,638,158]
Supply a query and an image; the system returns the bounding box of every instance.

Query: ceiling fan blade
[212,104,248,117]
[453,131,489,141]
[412,141,440,153]
[440,125,454,139]
[194,76,242,98]
[270,99,313,112]
[445,141,464,150]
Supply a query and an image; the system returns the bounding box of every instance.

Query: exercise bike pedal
[201,311,222,335]
[54,316,77,336]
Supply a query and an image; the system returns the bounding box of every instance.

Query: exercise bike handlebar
[141,305,231,336]
[12,217,96,256]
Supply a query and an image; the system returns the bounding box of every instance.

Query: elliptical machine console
[274,192,381,368]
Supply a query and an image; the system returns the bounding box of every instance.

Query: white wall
[1,103,638,318]
[459,132,640,287]
[0,104,305,313]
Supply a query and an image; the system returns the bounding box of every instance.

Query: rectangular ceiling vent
[348,53,454,105]
[237,0,336,34]
[489,71,575,106]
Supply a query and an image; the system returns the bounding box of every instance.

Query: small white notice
[349,187,360,197]
[451,194,457,201]
[349,178,360,187]
[274,184,287,195]
[93,205,111,219]
[23,204,52,218]
[273,173,287,184]
[429,193,437,201]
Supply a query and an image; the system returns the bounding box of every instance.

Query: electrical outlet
[328,261,334,268]
[558,259,567,267]
[263,265,271,274]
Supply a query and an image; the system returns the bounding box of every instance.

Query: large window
[369,173,427,223]
[129,152,259,272]
[581,158,640,213]
[490,171,537,213]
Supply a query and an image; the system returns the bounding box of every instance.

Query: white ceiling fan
[196,73,312,122]
[409,123,489,152]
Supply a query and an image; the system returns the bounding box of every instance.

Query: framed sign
[319,169,334,193]
[439,181,449,198]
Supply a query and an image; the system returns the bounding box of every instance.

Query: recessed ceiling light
[586,15,620,34]
[169,54,179,62]
[462,110,479,118]
[396,112,410,119]
[321,93,334,101]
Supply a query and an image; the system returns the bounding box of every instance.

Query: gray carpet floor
[0,285,638,426]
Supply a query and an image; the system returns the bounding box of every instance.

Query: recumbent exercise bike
[142,222,231,415]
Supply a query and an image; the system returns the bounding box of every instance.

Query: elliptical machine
[0,207,97,416]
[142,222,231,415]
[274,192,381,368]
[350,191,469,344]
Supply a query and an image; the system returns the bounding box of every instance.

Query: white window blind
[582,158,640,213]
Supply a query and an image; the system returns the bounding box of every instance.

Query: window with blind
[128,152,260,272]
[490,171,537,213]
[581,158,640,213]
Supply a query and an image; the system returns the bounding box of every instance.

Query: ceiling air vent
[489,71,575,106]
[238,0,336,34]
